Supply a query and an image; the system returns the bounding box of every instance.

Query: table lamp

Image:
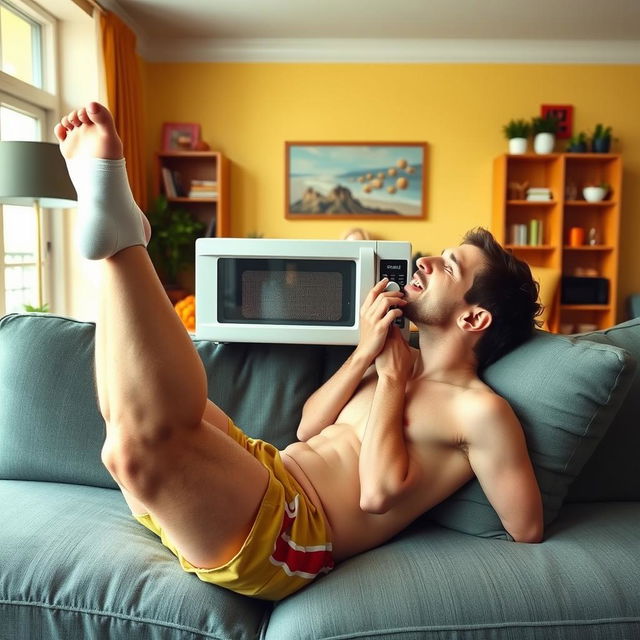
[0,141,77,308]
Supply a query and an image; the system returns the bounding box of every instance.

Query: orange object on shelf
[174,294,196,332]
[568,227,585,247]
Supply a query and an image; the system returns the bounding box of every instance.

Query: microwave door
[217,256,357,329]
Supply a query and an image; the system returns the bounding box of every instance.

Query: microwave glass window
[218,259,356,325]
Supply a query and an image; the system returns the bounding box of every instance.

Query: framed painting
[161,122,201,151]
[286,142,427,219]
[541,105,573,140]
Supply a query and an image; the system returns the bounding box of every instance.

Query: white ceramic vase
[534,132,555,154]
[508,138,528,154]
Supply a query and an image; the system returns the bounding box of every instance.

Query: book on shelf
[526,187,552,201]
[509,219,544,246]
[161,168,176,197]
[162,169,187,197]
[188,179,218,198]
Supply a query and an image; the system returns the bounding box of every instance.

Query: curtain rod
[72,0,105,16]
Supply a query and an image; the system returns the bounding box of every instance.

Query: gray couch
[1,313,640,640]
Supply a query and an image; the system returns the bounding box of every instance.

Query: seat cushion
[266,503,640,640]
[427,329,636,538]
[0,480,269,640]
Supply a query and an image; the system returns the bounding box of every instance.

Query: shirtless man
[55,102,543,602]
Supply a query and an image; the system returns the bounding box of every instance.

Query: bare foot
[54,102,124,162]
[55,102,151,250]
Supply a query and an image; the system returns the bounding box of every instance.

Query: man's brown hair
[462,228,542,370]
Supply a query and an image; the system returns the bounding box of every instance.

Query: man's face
[403,243,487,327]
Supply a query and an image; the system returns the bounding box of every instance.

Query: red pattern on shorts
[269,494,334,579]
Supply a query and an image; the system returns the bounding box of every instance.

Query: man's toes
[69,110,82,127]
[61,115,73,130]
[86,101,115,129]
[77,108,91,125]
[54,123,67,142]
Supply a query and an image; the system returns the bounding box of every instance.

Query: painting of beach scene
[286,142,427,219]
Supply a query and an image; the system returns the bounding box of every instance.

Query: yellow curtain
[100,11,147,211]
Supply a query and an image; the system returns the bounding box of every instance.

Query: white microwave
[195,238,412,345]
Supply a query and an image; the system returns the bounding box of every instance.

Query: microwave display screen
[218,258,356,325]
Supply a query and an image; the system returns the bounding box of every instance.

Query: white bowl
[583,186,606,202]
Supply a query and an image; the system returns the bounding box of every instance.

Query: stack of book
[509,219,544,246]
[188,180,218,199]
[526,187,552,201]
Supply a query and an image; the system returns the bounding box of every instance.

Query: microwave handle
[358,246,376,306]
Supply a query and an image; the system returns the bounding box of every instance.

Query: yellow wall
[142,62,640,316]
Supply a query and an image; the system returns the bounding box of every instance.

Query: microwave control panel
[380,259,408,329]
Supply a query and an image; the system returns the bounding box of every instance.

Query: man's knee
[101,428,167,502]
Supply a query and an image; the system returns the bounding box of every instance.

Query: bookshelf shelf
[167,196,219,204]
[505,245,555,251]
[561,304,611,311]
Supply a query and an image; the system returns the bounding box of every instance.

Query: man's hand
[357,279,407,363]
[375,324,413,382]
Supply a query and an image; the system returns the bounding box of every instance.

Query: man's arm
[358,325,419,513]
[297,279,406,441]
[465,395,544,543]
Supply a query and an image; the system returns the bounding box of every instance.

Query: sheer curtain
[100,11,147,211]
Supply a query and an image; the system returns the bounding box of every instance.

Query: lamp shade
[0,141,77,207]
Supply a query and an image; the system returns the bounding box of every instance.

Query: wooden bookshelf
[155,151,230,237]
[492,153,622,332]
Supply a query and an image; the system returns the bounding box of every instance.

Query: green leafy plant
[592,123,612,140]
[531,114,560,135]
[502,119,531,139]
[146,195,205,285]
[23,303,49,313]
[566,132,588,152]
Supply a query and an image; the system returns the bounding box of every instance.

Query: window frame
[0,0,58,316]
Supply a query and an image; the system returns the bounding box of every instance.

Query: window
[0,0,55,315]
[0,95,45,313]
[0,1,42,88]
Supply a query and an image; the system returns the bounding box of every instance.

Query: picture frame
[541,105,573,140]
[161,122,201,151]
[286,142,427,220]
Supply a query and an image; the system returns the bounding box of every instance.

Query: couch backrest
[1,312,638,512]
[0,313,350,489]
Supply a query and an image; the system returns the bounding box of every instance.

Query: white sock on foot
[68,157,148,260]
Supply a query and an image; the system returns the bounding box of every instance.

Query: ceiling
[104,0,640,62]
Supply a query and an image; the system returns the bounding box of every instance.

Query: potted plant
[502,119,531,154]
[146,195,205,301]
[591,124,613,153]
[531,114,559,154]
[566,132,588,153]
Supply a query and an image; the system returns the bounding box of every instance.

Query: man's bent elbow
[511,523,544,544]
[359,491,392,515]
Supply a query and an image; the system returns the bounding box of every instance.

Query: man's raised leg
[55,102,269,568]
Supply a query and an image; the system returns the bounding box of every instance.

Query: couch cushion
[193,338,336,449]
[0,313,117,489]
[567,318,640,501]
[0,480,270,640]
[427,329,635,538]
[0,313,329,486]
[266,502,640,640]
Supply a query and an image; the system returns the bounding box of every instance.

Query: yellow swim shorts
[134,418,334,601]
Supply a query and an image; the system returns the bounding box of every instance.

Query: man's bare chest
[335,373,466,449]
